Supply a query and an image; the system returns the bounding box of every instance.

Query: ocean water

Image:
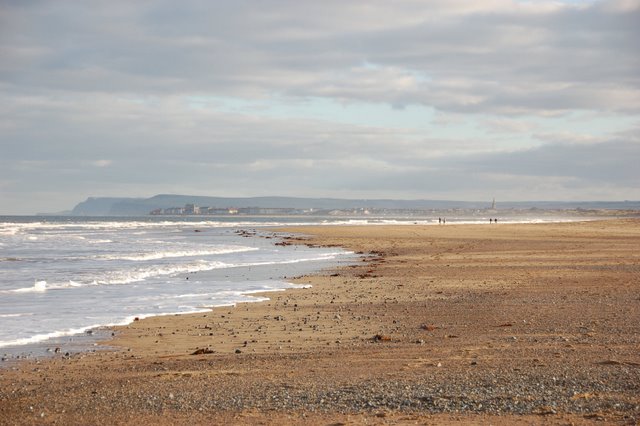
[0,216,361,358]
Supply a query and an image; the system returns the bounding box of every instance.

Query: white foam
[97,261,229,285]
[0,324,103,348]
[87,239,113,244]
[97,246,258,261]
[5,280,87,294]
[220,251,350,269]
[10,280,48,293]
[0,225,20,236]
[174,293,217,299]
[3,251,348,291]
[3,261,236,293]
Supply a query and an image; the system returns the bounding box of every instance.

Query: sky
[1,0,639,214]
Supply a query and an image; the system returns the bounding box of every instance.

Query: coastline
[1,219,639,425]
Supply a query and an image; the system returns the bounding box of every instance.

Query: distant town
[150,203,418,216]
[148,203,639,218]
[151,204,311,216]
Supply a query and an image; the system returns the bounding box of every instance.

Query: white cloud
[2,1,638,112]
[92,160,112,168]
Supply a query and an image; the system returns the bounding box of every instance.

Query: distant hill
[68,194,640,216]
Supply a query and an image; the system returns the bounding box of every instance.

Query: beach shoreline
[0,223,357,364]
[1,219,639,425]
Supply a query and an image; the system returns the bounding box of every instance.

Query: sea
[0,214,583,361]
[0,216,364,361]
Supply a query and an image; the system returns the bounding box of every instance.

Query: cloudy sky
[1,0,639,214]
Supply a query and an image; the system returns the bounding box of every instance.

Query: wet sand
[1,219,639,425]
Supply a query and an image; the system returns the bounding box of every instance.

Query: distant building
[184,204,199,215]
[164,207,184,215]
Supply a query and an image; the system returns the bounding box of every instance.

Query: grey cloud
[2,1,638,113]
[460,139,640,183]
[310,139,640,202]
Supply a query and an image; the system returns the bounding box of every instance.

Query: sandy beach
[1,219,639,425]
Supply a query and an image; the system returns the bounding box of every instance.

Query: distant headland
[65,194,640,217]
